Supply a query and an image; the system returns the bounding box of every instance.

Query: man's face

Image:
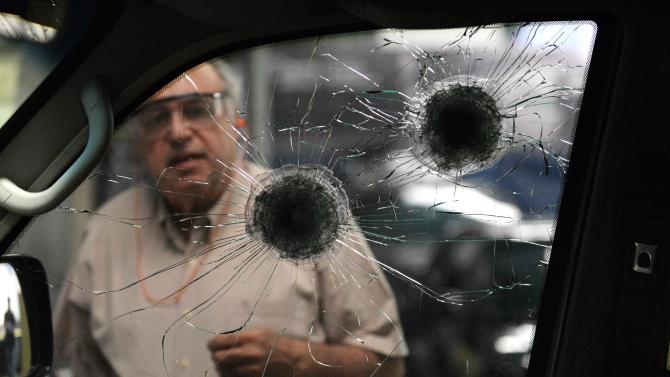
[136,64,240,211]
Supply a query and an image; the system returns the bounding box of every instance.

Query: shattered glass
[12,22,596,377]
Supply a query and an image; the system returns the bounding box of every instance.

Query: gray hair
[208,58,242,120]
[123,59,243,138]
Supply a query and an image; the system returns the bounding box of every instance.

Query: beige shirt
[54,169,408,377]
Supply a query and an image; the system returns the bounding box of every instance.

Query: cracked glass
[12,22,596,377]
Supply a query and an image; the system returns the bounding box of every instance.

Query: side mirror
[0,255,52,377]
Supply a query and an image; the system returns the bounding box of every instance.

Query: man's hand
[208,328,298,377]
[208,327,405,377]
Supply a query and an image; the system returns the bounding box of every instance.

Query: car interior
[0,1,668,377]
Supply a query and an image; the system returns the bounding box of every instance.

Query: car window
[12,22,596,377]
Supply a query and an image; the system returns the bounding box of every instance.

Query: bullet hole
[245,164,350,262]
[414,82,503,175]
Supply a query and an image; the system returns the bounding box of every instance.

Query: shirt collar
[154,168,247,253]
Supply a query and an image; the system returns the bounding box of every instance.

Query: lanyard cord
[135,236,208,306]
[132,168,238,306]
[133,188,233,306]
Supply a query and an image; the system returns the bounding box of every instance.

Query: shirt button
[177,357,190,368]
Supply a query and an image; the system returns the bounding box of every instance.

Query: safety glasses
[132,91,230,139]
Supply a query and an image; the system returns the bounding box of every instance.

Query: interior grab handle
[0,78,113,216]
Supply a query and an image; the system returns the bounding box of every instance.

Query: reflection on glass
[0,263,27,377]
[0,14,57,43]
[0,0,91,128]
[13,22,596,377]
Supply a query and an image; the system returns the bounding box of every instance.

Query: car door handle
[0,78,113,216]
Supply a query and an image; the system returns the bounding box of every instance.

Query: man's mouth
[168,152,207,169]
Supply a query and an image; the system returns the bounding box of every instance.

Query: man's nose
[166,108,194,142]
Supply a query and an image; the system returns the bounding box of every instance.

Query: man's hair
[124,58,242,136]
[208,58,242,121]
